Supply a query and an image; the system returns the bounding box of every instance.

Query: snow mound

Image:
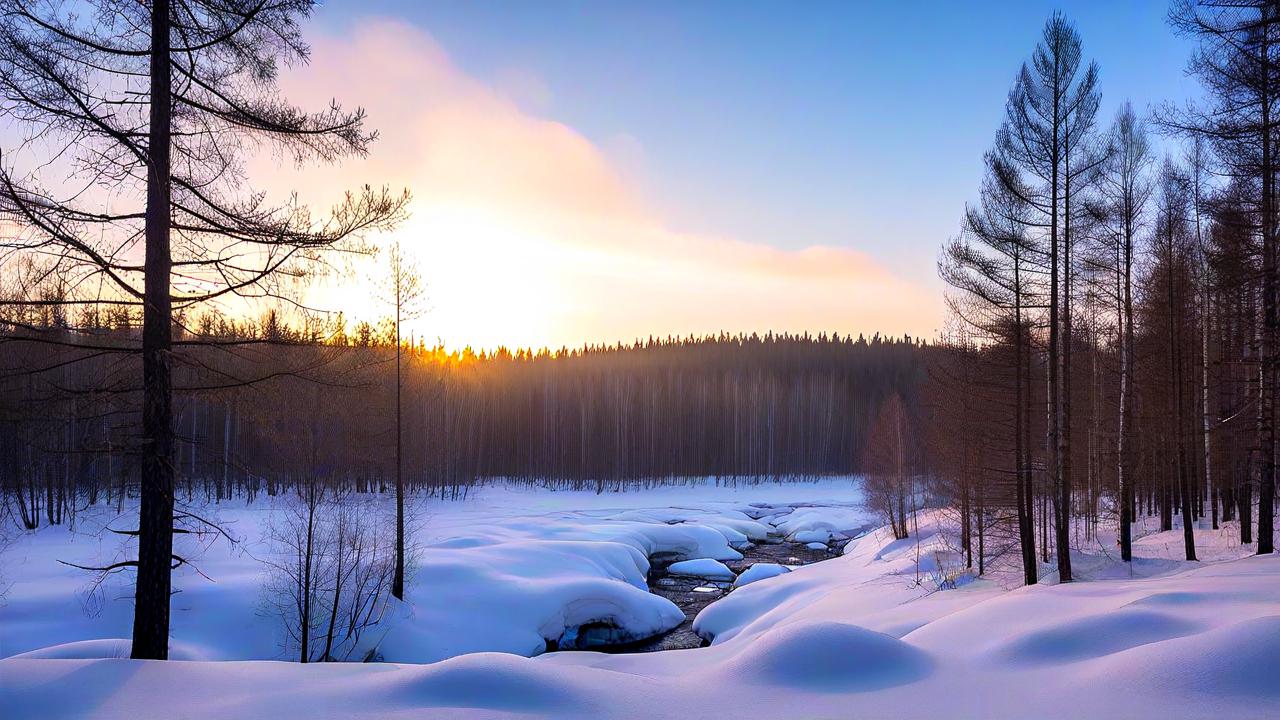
[699,516,772,542]
[1095,614,1280,699]
[701,523,751,549]
[993,609,1203,665]
[1128,589,1270,607]
[2,480,870,663]
[693,570,828,643]
[5,480,1280,720]
[720,621,933,692]
[383,538,685,660]
[390,653,582,712]
[668,558,735,581]
[791,529,830,544]
[7,639,207,661]
[771,505,872,540]
[733,563,790,588]
[698,510,977,647]
[603,522,743,562]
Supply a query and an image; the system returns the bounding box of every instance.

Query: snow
[3,478,1279,719]
[0,478,864,663]
[383,537,685,657]
[667,558,735,581]
[732,562,790,587]
[719,620,934,692]
[693,510,985,646]
[7,639,208,661]
[791,529,831,544]
[771,504,872,541]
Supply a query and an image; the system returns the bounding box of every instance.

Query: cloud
[258,18,940,350]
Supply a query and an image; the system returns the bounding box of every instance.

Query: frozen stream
[0,481,875,664]
[553,538,837,653]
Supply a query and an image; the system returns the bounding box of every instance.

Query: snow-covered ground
[2,478,1279,719]
[0,479,870,663]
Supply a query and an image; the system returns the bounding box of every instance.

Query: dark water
[591,540,836,653]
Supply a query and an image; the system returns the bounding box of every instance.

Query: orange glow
[253,19,941,351]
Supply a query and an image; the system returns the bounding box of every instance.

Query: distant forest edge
[1,311,925,520]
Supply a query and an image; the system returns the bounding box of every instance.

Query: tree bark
[132,0,174,661]
[393,267,406,599]
[1261,15,1276,556]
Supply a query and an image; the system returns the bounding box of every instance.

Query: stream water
[591,539,835,653]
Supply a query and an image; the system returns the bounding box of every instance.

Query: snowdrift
[3,480,1278,719]
[0,480,866,663]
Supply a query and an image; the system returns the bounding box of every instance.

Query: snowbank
[667,558,735,581]
[0,478,864,663]
[791,529,831,544]
[385,538,685,659]
[695,510,984,645]
[733,563,790,588]
[5,479,1278,719]
[770,504,873,541]
[4,520,1277,719]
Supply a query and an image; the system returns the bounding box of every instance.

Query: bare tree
[986,12,1100,582]
[1098,102,1154,561]
[863,391,914,539]
[940,147,1044,585]
[1166,0,1279,555]
[0,1,407,658]
[1153,159,1200,561]
[381,241,424,600]
[262,488,393,663]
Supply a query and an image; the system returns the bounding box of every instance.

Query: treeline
[883,6,1279,585]
[0,307,924,525]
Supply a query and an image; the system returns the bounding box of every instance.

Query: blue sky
[302,1,1202,344]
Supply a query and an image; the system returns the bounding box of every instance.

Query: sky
[268,1,1202,351]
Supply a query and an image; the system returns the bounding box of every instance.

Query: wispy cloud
[259,19,940,349]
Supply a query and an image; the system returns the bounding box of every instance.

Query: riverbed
[590,539,836,653]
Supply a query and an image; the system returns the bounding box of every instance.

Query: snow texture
[732,562,790,588]
[667,558,735,581]
[3,478,1278,719]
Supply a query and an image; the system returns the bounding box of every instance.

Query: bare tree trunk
[1165,203,1197,562]
[323,515,346,662]
[132,0,175,661]
[1262,21,1277,556]
[1046,72,1062,574]
[1016,256,1037,584]
[1119,216,1136,561]
[393,279,406,599]
[300,481,317,663]
[1058,134,1075,582]
[1193,140,1215,531]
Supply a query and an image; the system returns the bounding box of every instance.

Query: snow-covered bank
[3,501,1278,718]
[0,478,867,662]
